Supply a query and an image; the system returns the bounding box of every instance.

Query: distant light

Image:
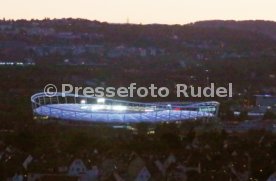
[91,104,105,111]
[80,105,88,109]
[256,94,272,97]
[145,108,154,112]
[145,106,155,112]
[97,98,105,104]
[147,130,155,135]
[112,105,127,111]
[80,99,86,104]
[113,125,125,129]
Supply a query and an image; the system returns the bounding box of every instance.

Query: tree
[160,132,181,149]
[135,122,150,135]
[238,111,249,121]
[263,111,276,120]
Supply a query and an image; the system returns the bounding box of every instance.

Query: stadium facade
[31,92,220,124]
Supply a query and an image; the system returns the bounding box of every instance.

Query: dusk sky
[1,0,276,24]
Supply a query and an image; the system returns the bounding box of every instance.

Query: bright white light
[145,107,155,112]
[80,106,88,109]
[97,98,105,104]
[91,104,105,111]
[112,105,127,111]
[90,104,127,112]
[80,99,86,104]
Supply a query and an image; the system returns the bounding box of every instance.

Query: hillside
[0,19,276,64]
[191,20,276,39]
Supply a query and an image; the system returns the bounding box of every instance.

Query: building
[255,95,276,114]
[68,159,87,176]
[128,156,151,181]
[31,92,220,124]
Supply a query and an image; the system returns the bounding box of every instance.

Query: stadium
[31,92,220,124]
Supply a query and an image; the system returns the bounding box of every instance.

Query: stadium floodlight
[112,105,127,111]
[80,99,86,104]
[97,98,105,104]
[145,106,155,112]
[91,104,105,111]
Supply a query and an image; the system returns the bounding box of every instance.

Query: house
[23,155,33,170]
[113,172,125,181]
[68,159,87,176]
[164,154,176,170]
[12,173,24,181]
[27,173,43,181]
[255,95,276,110]
[26,27,55,36]
[267,172,276,181]
[128,156,151,181]
[58,166,68,173]
[166,163,200,181]
[107,46,127,58]
[101,159,116,179]
[0,24,12,31]
[28,163,98,181]
[154,160,165,175]
[40,175,79,181]
[79,166,99,181]
[85,45,104,55]
[135,166,151,181]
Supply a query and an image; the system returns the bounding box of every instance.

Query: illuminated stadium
[31,92,220,123]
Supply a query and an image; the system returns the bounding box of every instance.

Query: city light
[112,105,127,112]
[91,104,106,111]
[97,98,105,104]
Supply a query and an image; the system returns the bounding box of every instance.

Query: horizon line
[1,17,276,26]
